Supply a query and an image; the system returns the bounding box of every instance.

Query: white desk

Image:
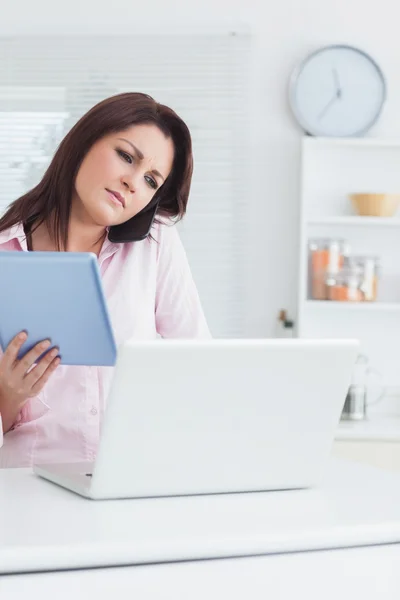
[1,460,400,598]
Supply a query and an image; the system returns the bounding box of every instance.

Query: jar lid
[334,266,363,284]
[308,238,330,248]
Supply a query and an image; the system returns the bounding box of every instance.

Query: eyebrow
[117,137,166,182]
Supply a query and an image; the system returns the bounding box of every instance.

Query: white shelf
[298,135,400,386]
[303,137,400,149]
[304,300,400,311]
[306,216,400,227]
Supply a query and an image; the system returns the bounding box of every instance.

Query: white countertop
[336,414,400,442]
[2,459,400,575]
[3,545,400,600]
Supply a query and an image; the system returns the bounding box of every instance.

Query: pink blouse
[0,221,210,468]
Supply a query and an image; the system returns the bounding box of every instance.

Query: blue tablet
[0,251,117,366]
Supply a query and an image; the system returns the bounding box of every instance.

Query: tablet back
[0,251,117,366]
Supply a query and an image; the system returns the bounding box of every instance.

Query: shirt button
[90,407,98,416]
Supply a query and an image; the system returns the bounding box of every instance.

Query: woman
[0,92,210,468]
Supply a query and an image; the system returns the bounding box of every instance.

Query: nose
[121,171,137,194]
[123,181,134,193]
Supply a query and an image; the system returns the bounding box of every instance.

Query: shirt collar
[0,223,121,259]
[98,234,120,264]
[0,223,28,250]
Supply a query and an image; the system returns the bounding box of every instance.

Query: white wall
[1,0,399,337]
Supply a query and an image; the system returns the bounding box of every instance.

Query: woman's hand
[0,332,60,434]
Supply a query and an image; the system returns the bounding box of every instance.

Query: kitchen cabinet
[332,440,400,472]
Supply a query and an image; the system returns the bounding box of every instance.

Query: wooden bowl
[349,193,400,217]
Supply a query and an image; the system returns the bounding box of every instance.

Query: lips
[106,189,125,208]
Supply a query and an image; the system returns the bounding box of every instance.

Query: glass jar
[308,238,328,300]
[308,238,346,300]
[356,256,380,302]
[327,264,364,302]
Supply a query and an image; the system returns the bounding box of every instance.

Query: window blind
[0,34,251,337]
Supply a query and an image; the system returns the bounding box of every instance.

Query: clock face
[289,45,386,137]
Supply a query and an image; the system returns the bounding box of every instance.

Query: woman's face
[73,123,175,227]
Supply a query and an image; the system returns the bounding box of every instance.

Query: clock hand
[318,94,339,120]
[333,68,342,97]
[318,69,343,120]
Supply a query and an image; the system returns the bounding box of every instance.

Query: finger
[14,339,52,378]
[2,331,28,369]
[23,346,59,385]
[27,355,61,397]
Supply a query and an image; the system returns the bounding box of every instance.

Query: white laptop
[34,338,359,499]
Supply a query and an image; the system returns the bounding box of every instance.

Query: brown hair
[0,92,193,248]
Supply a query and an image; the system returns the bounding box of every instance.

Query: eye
[117,149,133,164]
[145,175,158,190]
